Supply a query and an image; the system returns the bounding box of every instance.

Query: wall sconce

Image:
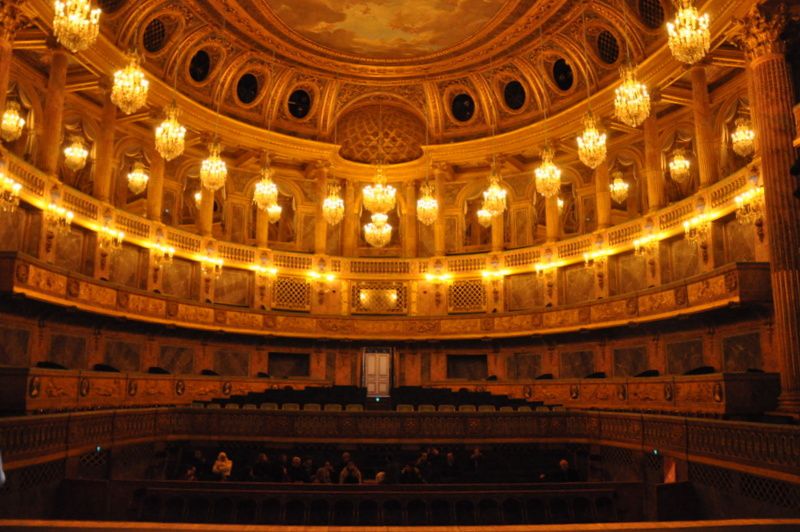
[308,265,337,304]
[424,270,453,307]
[0,168,22,214]
[633,229,661,280]
[583,249,610,291]
[534,249,562,302]
[97,225,125,271]
[253,264,278,309]
[482,268,508,305]
[200,256,224,279]
[734,182,764,241]
[150,242,175,286]
[43,202,74,255]
[683,213,712,262]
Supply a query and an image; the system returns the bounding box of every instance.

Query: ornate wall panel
[560,350,595,379]
[47,334,87,370]
[666,339,705,375]
[0,325,30,367]
[613,346,649,377]
[104,340,141,373]
[159,345,194,375]
[722,332,762,372]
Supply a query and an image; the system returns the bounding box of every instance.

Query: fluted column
[0,2,23,114]
[310,162,329,255]
[643,114,665,211]
[93,88,117,202]
[146,153,165,221]
[37,45,69,175]
[255,209,268,248]
[595,161,612,230]
[690,65,719,187]
[432,163,450,256]
[342,180,358,256]
[403,181,418,257]
[197,188,214,237]
[545,196,560,242]
[739,6,800,413]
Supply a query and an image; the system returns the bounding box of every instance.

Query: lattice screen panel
[690,463,800,510]
[272,276,311,312]
[352,281,408,314]
[448,280,486,313]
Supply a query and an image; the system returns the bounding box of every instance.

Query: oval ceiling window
[189,49,211,83]
[288,89,312,119]
[98,0,126,13]
[503,80,526,111]
[597,30,620,64]
[552,58,574,91]
[451,93,476,122]
[639,0,665,29]
[237,73,260,104]
[143,18,167,53]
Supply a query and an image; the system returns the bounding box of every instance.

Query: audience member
[416,451,432,482]
[442,452,461,482]
[188,449,209,480]
[288,456,311,483]
[400,461,422,484]
[250,453,272,482]
[545,458,580,482]
[469,447,485,481]
[375,471,386,484]
[182,465,197,481]
[339,461,362,484]
[314,461,334,483]
[337,451,352,482]
[212,452,233,481]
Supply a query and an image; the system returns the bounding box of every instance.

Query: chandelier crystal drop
[322,182,345,226]
[576,111,607,169]
[63,136,89,171]
[155,102,186,161]
[53,0,101,53]
[253,166,279,211]
[669,149,691,183]
[200,143,227,191]
[111,55,149,115]
[362,166,396,215]
[731,118,756,157]
[267,202,282,224]
[0,169,22,214]
[614,65,650,128]
[126,162,149,195]
[667,0,710,65]
[534,145,562,198]
[1,101,26,142]
[416,181,439,226]
[477,206,493,228]
[364,212,392,248]
[609,171,630,203]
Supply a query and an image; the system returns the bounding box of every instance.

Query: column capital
[0,1,25,42]
[735,3,789,60]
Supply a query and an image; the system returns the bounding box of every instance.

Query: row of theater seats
[390,386,541,410]
[396,404,564,412]
[194,402,365,412]
[201,385,367,410]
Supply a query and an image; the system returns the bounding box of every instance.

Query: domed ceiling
[263,0,509,59]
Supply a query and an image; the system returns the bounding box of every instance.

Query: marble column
[432,163,451,256]
[255,208,268,248]
[643,114,665,212]
[595,161,612,230]
[310,162,330,255]
[93,89,117,202]
[491,213,504,252]
[690,65,719,187]
[146,153,165,221]
[739,6,800,414]
[0,1,23,114]
[403,181,418,257]
[37,44,69,175]
[342,180,358,256]
[197,187,214,237]
[545,195,560,242]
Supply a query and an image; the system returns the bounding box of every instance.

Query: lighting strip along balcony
[2,148,756,283]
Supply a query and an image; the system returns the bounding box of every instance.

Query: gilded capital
[735,3,788,60]
[0,0,25,43]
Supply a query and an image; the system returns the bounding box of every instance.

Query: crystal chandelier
[363,166,396,215]
[98,226,125,253]
[477,206,493,228]
[200,143,227,191]
[416,181,438,226]
[669,149,691,183]
[482,164,507,217]
[534,144,562,198]
[155,102,186,161]
[731,118,755,157]
[667,0,710,65]
[111,54,149,115]
[735,186,764,225]
[194,191,202,209]
[322,182,345,226]
[53,0,101,53]
[45,203,74,235]
[557,197,565,212]
[683,214,711,246]
[267,203,282,224]
[64,136,89,171]
[614,65,650,128]
[126,162,149,195]
[0,170,22,214]
[253,165,278,211]
[576,112,607,169]
[364,212,393,248]
[1,101,26,142]
[609,171,630,203]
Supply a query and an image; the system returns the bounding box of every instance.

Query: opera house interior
[0,0,800,530]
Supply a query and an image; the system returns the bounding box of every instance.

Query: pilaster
[595,161,612,229]
[37,44,69,175]
[93,86,117,202]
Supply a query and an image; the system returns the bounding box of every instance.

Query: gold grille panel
[448,280,486,313]
[352,281,408,314]
[272,276,311,312]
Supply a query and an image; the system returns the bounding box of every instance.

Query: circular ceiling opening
[288,89,312,119]
[503,80,526,110]
[638,0,665,29]
[237,74,260,104]
[597,31,620,64]
[189,50,211,82]
[452,93,476,122]
[552,59,574,91]
[143,18,167,53]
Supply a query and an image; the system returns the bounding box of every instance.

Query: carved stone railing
[0,254,771,339]
[0,408,797,483]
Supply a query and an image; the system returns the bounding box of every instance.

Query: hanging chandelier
[667,0,710,65]
[53,0,101,53]
[669,149,691,183]
[63,136,89,171]
[363,166,396,215]
[482,164,507,218]
[576,112,607,169]
[416,181,439,226]
[731,118,756,157]
[155,102,186,161]
[1,101,25,142]
[0,170,22,214]
[200,143,227,191]
[126,162,149,195]
[111,54,149,115]
[253,165,279,211]
[735,186,765,225]
[609,171,630,203]
[557,197,565,212]
[364,212,392,248]
[534,144,562,198]
[194,191,202,209]
[322,182,345,226]
[477,206,493,228]
[614,65,650,128]
[267,203,282,224]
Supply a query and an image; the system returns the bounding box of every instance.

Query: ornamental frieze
[126,294,167,317]
[25,265,67,296]
[688,275,730,306]
[77,282,117,308]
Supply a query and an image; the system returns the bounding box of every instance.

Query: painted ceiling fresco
[264,0,507,58]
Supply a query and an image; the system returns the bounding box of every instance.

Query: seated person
[287,456,311,483]
[442,452,461,482]
[314,461,334,483]
[182,465,197,481]
[250,453,272,482]
[212,452,233,481]
[543,458,580,482]
[400,462,422,484]
[187,449,209,480]
[339,461,363,484]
